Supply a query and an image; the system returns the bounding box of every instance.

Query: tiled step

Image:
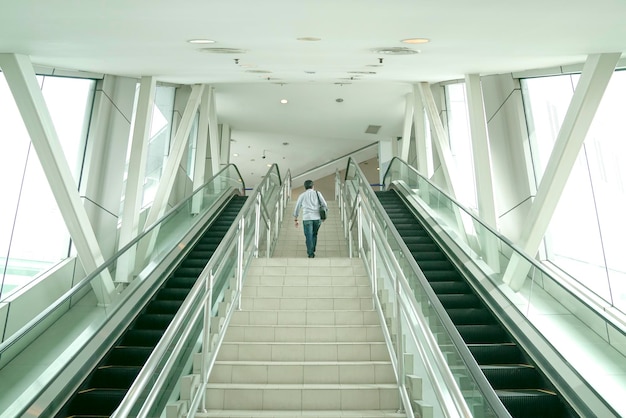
[198,411,406,418]
[228,310,379,327]
[204,383,401,410]
[241,296,374,310]
[210,360,396,384]
[242,284,372,298]
[217,341,391,362]
[245,275,370,287]
[225,323,383,342]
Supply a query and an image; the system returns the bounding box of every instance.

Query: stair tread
[215,360,393,365]
[200,410,406,417]
[206,383,399,389]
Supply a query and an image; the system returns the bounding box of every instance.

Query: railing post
[200,270,214,413]
[357,194,363,255]
[371,221,377,298]
[237,217,245,310]
[395,269,405,413]
[254,193,261,257]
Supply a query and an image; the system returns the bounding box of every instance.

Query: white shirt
[293,189,328,221]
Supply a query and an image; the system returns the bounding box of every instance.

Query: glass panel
[0,73,95,300]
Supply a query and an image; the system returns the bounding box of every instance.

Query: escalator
[55,195,247,418]
[376,190,576,418]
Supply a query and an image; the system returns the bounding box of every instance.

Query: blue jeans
[302,219,322,257]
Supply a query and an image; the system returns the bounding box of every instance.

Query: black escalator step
[89,366,141,389]
[166,276,198,289]
[146,299,184,314]
[409,251,446,261]
[429,281,471,294]
[482,364,540,390]
[403,239,437,248]
[468,342,524,364]
[181,258,211,268]
[120,329,163,347]
[185,250,213,260]
[104,347,153,367]
[175,266,204,277]
[438,293,482,308]
[423,270,463,281]
[418,260,456,271]
[134,313,175,330]
[496,389,563,417]
[67,389,126,416]
[156,287,191,300]
[456,324,511,344]
[447,308,495,325]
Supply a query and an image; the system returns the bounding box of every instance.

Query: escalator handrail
[381,156,612,325]
[0,163,245,359]
[343,157,511,417]
[113,164,283,418]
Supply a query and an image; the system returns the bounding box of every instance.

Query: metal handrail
[0,163,244,358]
[343,157,510,417]
[113,164,287,417]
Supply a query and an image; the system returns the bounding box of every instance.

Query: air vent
[365,125,381,134]
[373,47,419,55]
[199,48,246,54]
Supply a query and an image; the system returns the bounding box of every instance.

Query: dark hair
[304,180,314,189]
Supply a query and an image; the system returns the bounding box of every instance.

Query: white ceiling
[1,0,625,188]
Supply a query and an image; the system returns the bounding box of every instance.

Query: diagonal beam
[399,93,414,161]
[0,53,115,304]
[504,53,620,290]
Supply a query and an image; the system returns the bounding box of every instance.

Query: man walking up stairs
[202,200,406,417]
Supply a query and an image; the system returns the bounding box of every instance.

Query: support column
[413,84,431,177]
[0,53,115,304]
[220,124,232,169]
[399,93,414,162]
[417,82,458,198]
[115,76,155,282]
[208,87,221,176]
[192,86,210,214]
[143,84,205,230]
[504,53,620,290]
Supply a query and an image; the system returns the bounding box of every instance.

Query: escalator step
[104,347,152,367]
[447,308,495,325]
[438,294,482,308]
[89,366,141,389]
[145,299,184,314]
[418,260,456,271]
[165,276,198,289]
[423,270,463,282]
[482,364,540,389]
[156,287,191,300]
[456,324,511,344]
[134,313,175,330]
[174,266,204,277]
[67,389,126,416]
[468,342,523,364]
[120,329,164,347]
[496,389,563,418]
[429,281,471,294]
[409,251,446,261]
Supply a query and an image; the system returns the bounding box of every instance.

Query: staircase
[375,190,574,418]
[200,200,405,417]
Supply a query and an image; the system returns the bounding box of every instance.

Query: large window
[522,71,626,313]
[445,82,477,210]
[0,73,95,300]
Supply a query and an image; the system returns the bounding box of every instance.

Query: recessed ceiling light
[188,39,216,44]
[233,153,239,157]
[266,164,272,167]
[297,37,321,41]
[401,38,430,44]
[280,99,288,104]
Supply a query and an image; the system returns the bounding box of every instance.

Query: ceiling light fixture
[401,38,430,44]
[373,47,419,55]
[280,99,288,104]
[188,39,216,44]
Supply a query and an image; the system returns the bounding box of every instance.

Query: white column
[208,87,221,176]
[417,82,458,198]
[413,84,431,177]
[0,53,115,304]
[504,53,620,291]
[143,84,205,231]
[220,124,232,169]
[399,93,414,161]
[191,86,210,214]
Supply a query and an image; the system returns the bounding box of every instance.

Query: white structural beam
[413,85,431,177]
[0,53,115,304]
[465,74,497,228]
[208,87,221,176]
[399,93,414,161]
[194,85,210,191]
[143,84,205,231]
[504,53,620,290]
[220,124,231,169]
[417,82,458,198]
[118,77,155,248]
